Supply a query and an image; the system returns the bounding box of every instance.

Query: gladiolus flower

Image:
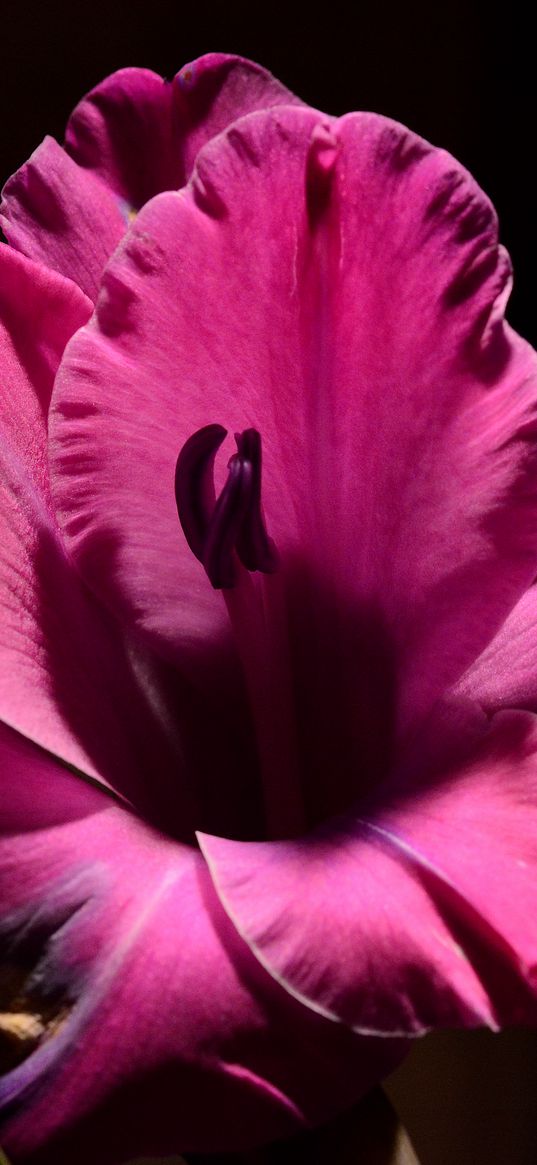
[2,53,537,1165]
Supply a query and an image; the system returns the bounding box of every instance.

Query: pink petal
[199,710,537,1038]
[50,107,537,822]
[0,248,193,827]
[455,584,537,712]
[0,720,107,835]
[64,54,302,204]
[0,137,127,301]
[0,765,405,1162]
[1,56,300,301]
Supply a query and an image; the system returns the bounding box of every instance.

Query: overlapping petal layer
[49,106,537,818]
[455,584,537,713]
[64,53,301,204]
[0,246,195,828]
[0,721,106,835]
[0,55,300,300]
[200,711,537,1037]
[0,732,405,1165]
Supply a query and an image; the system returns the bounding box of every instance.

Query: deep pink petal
[455,584,537,713]
[1,56,300,301]
[64,54,302,205]
[0,247,195,827]
[50,107,537,821]
[0,756,405,1163]
[0,721,107,835]
[0,137,127,301]
[200,711,537,1037]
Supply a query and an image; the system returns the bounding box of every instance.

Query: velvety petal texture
[200,711,537,1037]
[455,585,537,713]
[0,138,127,303]
[0,734,405,1165]
[50,106,537,823]
[0,246,196,829]
[64,54,302,203]
[0,55,300,300]
[0,721,107,835]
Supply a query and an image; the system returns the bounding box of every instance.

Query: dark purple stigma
[175,425,279,589]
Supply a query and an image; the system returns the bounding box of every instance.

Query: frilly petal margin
[0,737,406,1165]
[199,711,537,1038]
[50,106,537,769]
[64,54,302,204]
[0,55,301,301]
[0,246,196,829]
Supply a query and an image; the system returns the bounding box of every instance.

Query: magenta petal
[1,56,300,300]
[0,721,107,835]
[65,54,302,205]
[50,108,537,766]
[0,795,405,1163]
[0,247,193,824]
[200,712,537,1037]
[0,137,127,301]
[455,584,537,713]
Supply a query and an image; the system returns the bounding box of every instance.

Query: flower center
[175,425,279,588]
[0,958,71,1074]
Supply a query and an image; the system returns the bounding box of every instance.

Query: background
[1,3,535,1162]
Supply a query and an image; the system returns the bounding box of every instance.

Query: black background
[0,3,533,342]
